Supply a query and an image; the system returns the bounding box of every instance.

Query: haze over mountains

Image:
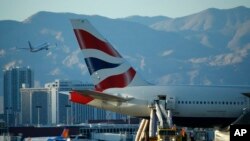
[1,6,250,96]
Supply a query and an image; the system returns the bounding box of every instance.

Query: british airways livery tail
[71,19,148,92]
[70,19,250,128]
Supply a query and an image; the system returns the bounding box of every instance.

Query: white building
[20,79,127,126]
[44,79,95,125]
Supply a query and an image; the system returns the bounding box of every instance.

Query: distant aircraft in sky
[17,41,57,52]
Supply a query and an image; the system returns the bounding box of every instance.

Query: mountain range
[1,6,250,96]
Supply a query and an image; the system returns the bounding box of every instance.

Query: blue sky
[0,0,250,21]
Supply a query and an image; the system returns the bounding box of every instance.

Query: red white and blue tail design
[71,19,148,92]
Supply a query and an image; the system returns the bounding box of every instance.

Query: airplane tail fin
[61,128,69,138]
[28,41,33,50]
[71,19,149,92]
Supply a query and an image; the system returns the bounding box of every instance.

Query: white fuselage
[87,85,250,127]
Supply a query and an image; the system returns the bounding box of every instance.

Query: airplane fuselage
[87,85,250,127]
[30,46,50,52]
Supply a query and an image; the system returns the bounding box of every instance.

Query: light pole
[5,107,12,127]
[128,115,131,124]
[36,106,42,127]
[65,104,71,125]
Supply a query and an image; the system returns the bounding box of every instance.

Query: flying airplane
[70,19,250,128]
[17,41,56,52]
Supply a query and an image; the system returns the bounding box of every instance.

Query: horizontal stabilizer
[72,89,133,102]
[242,93,250,98]
[231,108,250,125]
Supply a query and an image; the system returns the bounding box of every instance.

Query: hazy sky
[1,0,250,21]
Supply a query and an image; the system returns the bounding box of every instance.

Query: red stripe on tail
[74,29,121,58]
[95,67,136,91]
